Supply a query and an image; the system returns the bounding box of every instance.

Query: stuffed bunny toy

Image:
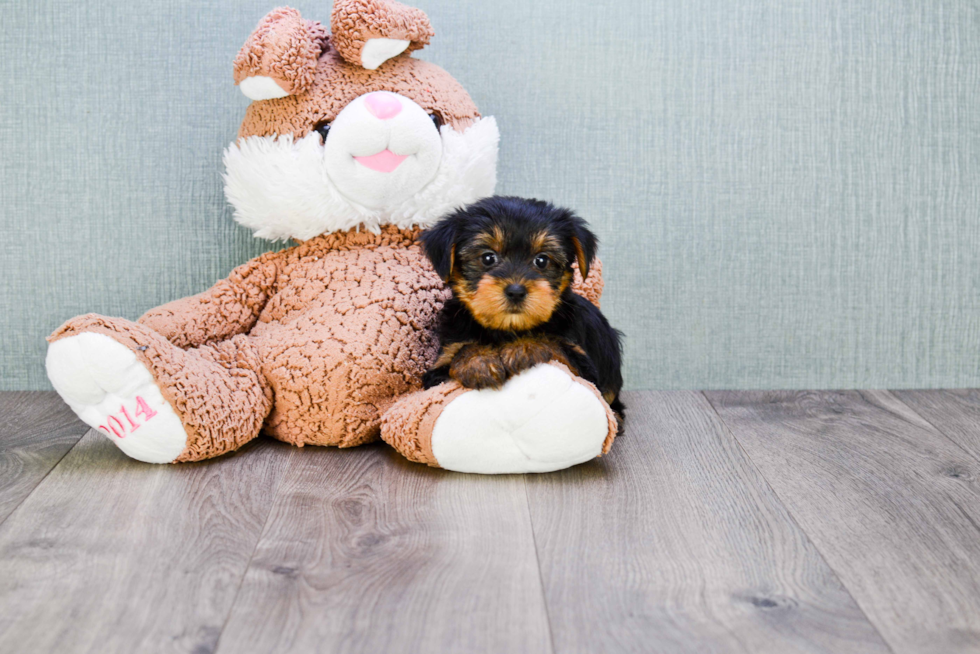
[45,0,618,473]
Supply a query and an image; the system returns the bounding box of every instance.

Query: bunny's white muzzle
[223,92,499,241]
[323,91,443,209]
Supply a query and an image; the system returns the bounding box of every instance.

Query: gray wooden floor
[2,390,980,654]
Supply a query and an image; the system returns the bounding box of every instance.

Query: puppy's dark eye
[429,113,443,130]
[314,121,332,143]
[533,254,550,270]
[481,252,498,267]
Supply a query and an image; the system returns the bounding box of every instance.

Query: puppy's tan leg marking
[449,343,508,390]
[499,336,576,377]
[433,341,470,369]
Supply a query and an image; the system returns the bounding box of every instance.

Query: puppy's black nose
[504,283,528,302]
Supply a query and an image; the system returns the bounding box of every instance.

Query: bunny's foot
[47,331,188,463]
[47,315,273,463]
[382,362,617,474]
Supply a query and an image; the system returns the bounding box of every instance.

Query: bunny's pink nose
[363,92,402,120]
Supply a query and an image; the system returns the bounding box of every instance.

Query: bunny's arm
[572,257,604,307]
[138,250,282,348]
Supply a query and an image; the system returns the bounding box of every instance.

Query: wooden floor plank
[706,390,980,654]
[525,390,889,654]
[0,430,294,654]
[891,389,980,462]
[215,443,552,654]
[0,391,87,525]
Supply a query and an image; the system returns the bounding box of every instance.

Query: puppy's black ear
[569,216,598,280]
[420,216,459,282]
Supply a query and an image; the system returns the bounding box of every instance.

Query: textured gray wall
[2,0,979,390]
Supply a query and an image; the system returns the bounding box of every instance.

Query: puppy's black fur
[420,196,625,424]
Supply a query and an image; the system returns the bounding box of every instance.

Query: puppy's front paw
[500,337,572,377]
[449,344,508,389]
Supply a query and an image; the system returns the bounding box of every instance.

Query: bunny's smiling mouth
[353,149,410,173]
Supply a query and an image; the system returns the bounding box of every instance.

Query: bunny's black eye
[533,254,550,270]
[314,121,332,143]
[429,113,443,130]
[481,252,497,267]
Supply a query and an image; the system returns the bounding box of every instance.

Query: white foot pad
[431,364,610,474]
[46,333,188,463]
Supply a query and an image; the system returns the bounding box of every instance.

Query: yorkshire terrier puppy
[420,196,625,424]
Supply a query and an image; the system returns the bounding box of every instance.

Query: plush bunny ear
[234,7,328,101]
[331,0,434,70]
